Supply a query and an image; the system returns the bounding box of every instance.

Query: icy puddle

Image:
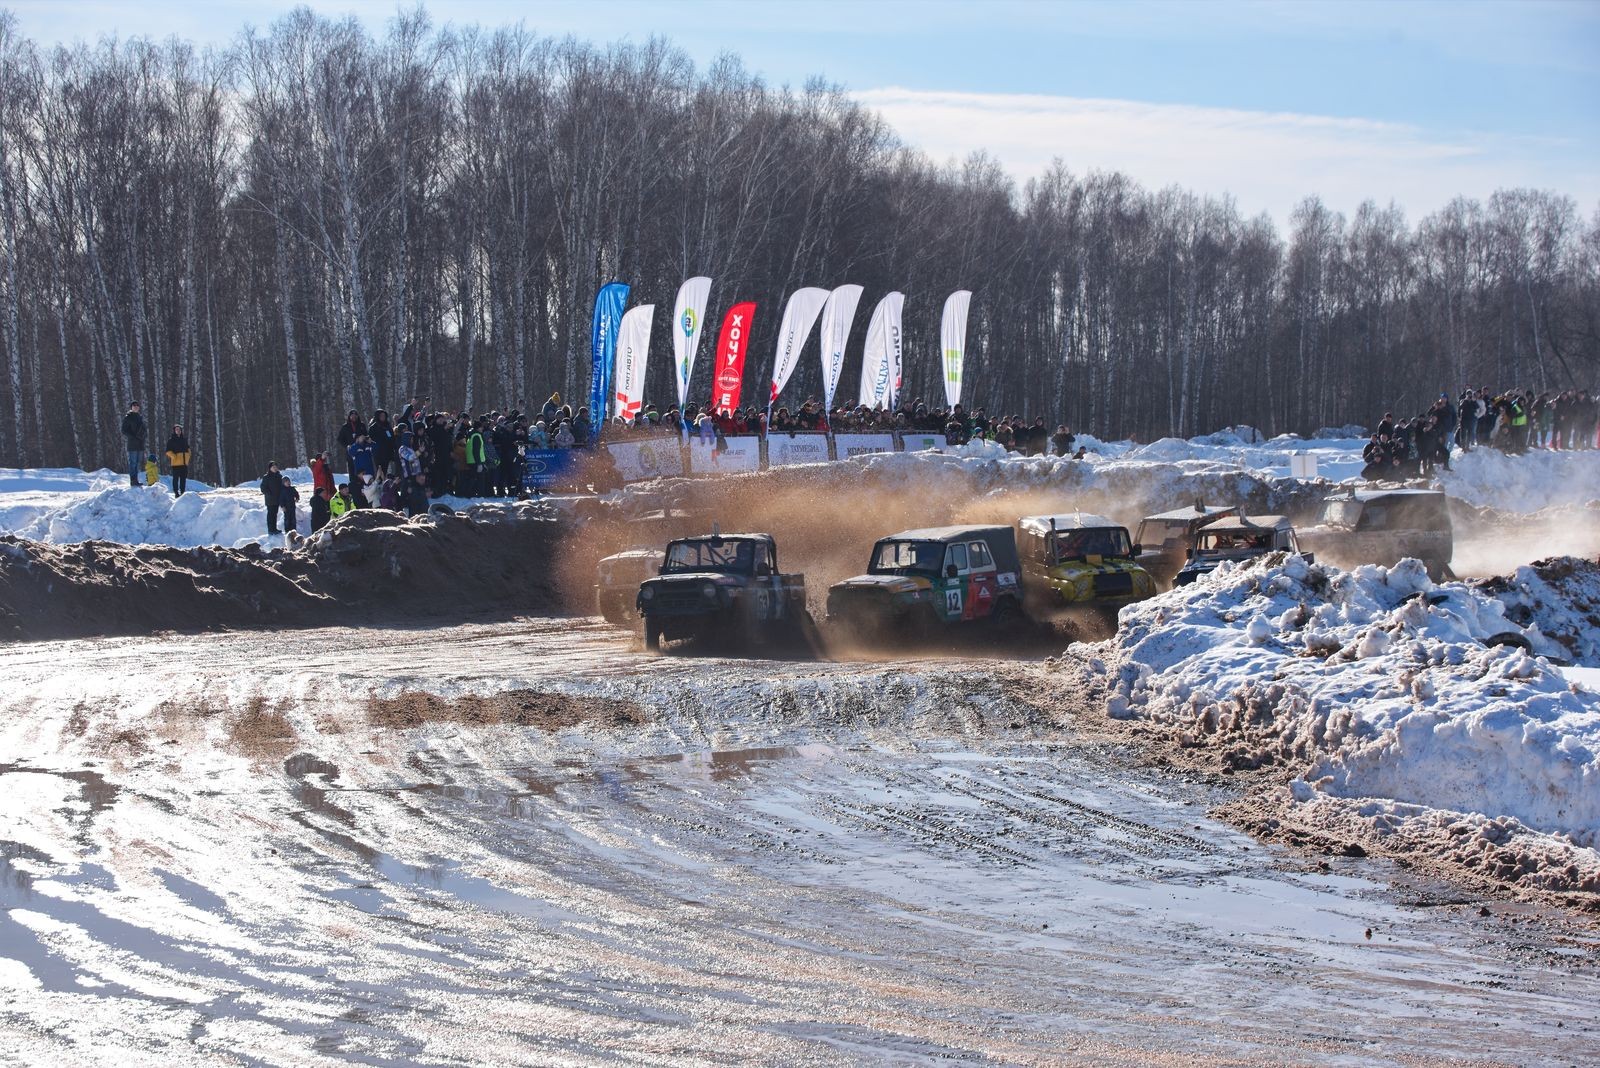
[0,622,1596,1065]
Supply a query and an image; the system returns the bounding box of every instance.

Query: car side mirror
[1185,548,1194,560]
[946,564,959,578]
[1132,543,1143,555]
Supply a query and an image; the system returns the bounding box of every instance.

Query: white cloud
[853,87,1595,226]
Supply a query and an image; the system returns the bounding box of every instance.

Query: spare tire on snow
[1483,631,1531,652]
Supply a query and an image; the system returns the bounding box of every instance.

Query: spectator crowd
[127,382,1599,537]
[1361,387,1598,480]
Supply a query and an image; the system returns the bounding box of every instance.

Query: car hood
[828,574,932,594]
[643,572,741,586]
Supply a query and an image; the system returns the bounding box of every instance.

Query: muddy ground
[0,506,563,642]
[1,618,1597,1065]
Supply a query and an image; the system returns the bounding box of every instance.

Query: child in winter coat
[278,475,301,534]
[143,454,160,486]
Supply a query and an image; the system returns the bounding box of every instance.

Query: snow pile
[1083,554,1600,887]
[1482,558,1600,668]
[0,482,273,548]
[1439,447,1600,512]
[0,465,532,549]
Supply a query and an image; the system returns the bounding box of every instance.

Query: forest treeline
[0,7,1595,481]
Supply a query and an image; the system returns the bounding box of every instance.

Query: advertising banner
[899,432,949,453]
[940,289,972,408]
[767,287,830,416]
[766,432,832,467]
[613,305,654,424]
[520,448,579,490]
[833,432,895,459]
[587,282,630,444]
[687,435,761,475]
[672,275,713,409]
[607,438,685,482]
[858,292,904,411]
[712,301,756,413]
[818,283,864,412]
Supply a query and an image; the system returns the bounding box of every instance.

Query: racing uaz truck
[825,525,1024,637]
[1016,513,1156,624]
[636,533,810,651]
[1133,503,1237,588]
[1173,514,1306,586]
[595,549,664,624]
[1297,488,1455,580]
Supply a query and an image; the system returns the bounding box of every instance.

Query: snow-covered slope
[1081,553,1600,890]
[0,465,512,548]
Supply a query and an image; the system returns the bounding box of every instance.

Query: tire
[990,597,1021,629]
[644,618,662,651]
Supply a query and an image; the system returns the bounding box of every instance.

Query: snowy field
[3,430,1600,1062]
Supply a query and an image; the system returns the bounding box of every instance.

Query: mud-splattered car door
[751,540,803,623]
[963,539,1001,620]
[938,543,970,621]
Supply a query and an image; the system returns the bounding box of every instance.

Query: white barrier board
[899,432,949,453]
[767,433,832,467]
[686,436,761,474]
[608,438,686,482]
[834,433,896,459]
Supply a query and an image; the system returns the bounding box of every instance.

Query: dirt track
[1,618,1596,1065]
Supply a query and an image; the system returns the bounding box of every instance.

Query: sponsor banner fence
[608,438,686,482]
[521,448,581,490]
[834,433,896,459]
[687,436,762,475]
[766,432,832,467]
[899,432,950,453]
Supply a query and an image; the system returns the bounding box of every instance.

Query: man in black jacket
[309,485,332,532]
[121,402,146,486]
[336,411,365,475]
[261,462,282,535]
[427,413,455,498]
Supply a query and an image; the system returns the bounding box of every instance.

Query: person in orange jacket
[164,425,191,496]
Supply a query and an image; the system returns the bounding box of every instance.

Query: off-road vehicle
[1298,488,1455,580]
[1134,503,1236,587]
[1173,514,1308,586]
[1017,513,1156,623]
[826,525,1023,636]
[595,549,665,624]
[637,533,810,651]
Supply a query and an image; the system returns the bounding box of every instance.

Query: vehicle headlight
[640,586,655,600]
[702,584,718,600]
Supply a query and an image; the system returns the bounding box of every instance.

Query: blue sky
[12,0,1598,224]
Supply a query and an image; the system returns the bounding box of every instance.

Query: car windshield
[870,540,943,576]
[663,539,755,574]
[1197,530,1272,553]
[1052,528,1131,560]
[1320,499,1364,528]
[1356,495,1450,533]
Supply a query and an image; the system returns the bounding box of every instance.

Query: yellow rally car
[1016,513,1156,624]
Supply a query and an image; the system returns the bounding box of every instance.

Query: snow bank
[1083,555,1600,865]
[1482,558,1600,668]
[0,465,519,549]
[1439,448,1600,512]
